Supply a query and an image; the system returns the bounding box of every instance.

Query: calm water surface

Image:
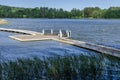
[0,19,120,79]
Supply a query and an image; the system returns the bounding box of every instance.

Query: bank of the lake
[0,19,8,25]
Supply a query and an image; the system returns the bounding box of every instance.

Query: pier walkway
[1,28,120,58]
[0,28,42,35]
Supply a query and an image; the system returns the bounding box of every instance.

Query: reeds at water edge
[0,54,120,80]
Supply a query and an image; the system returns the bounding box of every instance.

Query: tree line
[0,5,120,18]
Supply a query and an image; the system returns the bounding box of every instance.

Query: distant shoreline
[0,5,120,19]
[0,19,8,24]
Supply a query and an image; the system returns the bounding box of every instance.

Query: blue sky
[0,0,120,10]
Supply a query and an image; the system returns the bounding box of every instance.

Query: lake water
[2,19,120,49]
[0,19,120,79]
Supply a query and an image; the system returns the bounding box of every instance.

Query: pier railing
[42,29,71,38]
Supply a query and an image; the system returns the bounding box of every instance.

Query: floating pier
[1,28,120,58]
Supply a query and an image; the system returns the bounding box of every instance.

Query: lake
[0,19,120,79]
[2,19,120,48]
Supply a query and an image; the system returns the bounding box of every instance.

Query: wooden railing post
[59,29,62,38]
[42,29,45,35]
[66,30,71,38]
[51,29,53,35]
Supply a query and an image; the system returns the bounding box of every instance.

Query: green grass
[0,55,105,80]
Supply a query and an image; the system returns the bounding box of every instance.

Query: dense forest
[0,5,120,18]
